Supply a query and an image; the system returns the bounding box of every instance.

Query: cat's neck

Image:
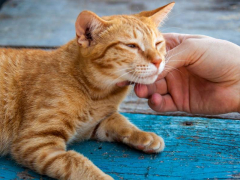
[57,39,129,100]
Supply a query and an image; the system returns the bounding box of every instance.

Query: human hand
[134,33,240,114]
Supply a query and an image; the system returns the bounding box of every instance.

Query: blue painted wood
[0,113,240,179]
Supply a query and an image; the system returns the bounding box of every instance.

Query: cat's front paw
[122,131,165,153]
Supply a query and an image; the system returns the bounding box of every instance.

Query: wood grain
[1,113,239,179]
[0,0,239,46]
[120,91,240,120]
[0,0,240,179]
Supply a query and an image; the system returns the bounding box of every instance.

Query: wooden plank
[0,0,239,47]
[0,1,239,179]
[119,91,240,120]
[1,113,240,179]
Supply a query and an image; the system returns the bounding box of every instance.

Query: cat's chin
[133,74,158,85]
[116,75,157,87]
[134,79,156,85]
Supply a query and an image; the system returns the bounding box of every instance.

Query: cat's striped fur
[0,2,174,180]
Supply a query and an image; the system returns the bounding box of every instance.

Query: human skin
[133,33,240,114]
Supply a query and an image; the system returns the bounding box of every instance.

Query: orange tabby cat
[0,2,174,180]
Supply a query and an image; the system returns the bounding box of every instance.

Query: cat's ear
[138,2,175,26]
[75,11,107,48]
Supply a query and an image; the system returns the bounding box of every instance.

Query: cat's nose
[152,58,162,69]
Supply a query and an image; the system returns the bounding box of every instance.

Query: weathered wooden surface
[0,0,240,179]
[1,113,240,180]
[0,0,240,47]
[120,91,240,120]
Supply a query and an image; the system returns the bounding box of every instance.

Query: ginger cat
[0,2,174,180]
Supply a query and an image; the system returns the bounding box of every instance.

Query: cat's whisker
[106,72,130,89]
[168,71,176,79]
[164,67,182,75]
[165,48,189,63]
[106,69,135,89]
[165,65,182,73]
[166,48,188,60]
[131,69,138,83]
[115,69,135,80]
[165,68,182,78]
[114,67,132,73]
[163,68,178,78]
[132,74,141,99]
[128,72,139,99]
[131,72,137,85]
[131,77,138,99]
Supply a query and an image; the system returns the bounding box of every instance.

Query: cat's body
[0,41,128,154]
[0,3,174,180]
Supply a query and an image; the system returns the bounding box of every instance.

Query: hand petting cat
[133,33,240,114]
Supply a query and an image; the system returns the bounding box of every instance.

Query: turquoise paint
[0,113,240,179]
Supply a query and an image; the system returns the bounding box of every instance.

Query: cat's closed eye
[155,41,163,46]
[126,44,138,48]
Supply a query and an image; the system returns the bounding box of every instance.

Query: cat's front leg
[94,112,165,153]
[11,130,113,180]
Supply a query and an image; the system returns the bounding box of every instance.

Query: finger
[163,33,189,51]
[163,33,182,51]
[158,46,188,79]
[134,84,148,98]
[148,93,178,112]
[116,81,130,87]
[163,33,205,51]
[134,79,168,98]
[158,38,197,79]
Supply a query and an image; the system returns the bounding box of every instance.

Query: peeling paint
[17,170,34,180]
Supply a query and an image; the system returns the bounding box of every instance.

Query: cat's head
[75,2,174,87]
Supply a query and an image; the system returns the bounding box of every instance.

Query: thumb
[158,42,191,79]
[159,33,207,79]
[163,33,203,50]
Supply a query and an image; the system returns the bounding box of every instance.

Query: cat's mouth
[128,71,158,84]
[116,73,157,87]
[138,73,157,79]
[115,73,158,87]
[116,64,164,86]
